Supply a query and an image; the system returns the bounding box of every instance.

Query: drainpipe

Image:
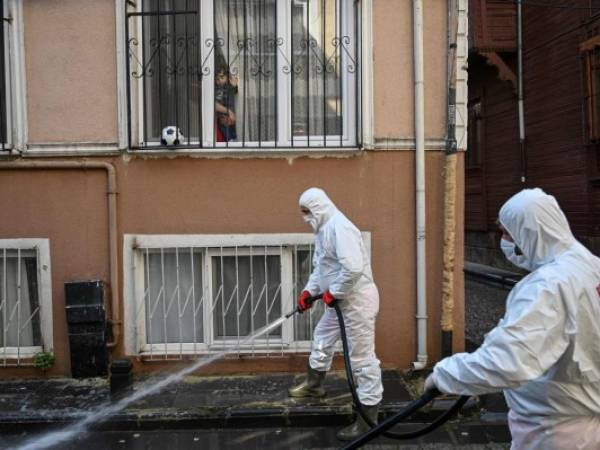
[412,0,427,371]
[517,0,526,183]
[441,0,459,359]
[0,161,121,349]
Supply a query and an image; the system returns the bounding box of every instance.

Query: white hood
[498,188,575,271]
[299,188,338,233]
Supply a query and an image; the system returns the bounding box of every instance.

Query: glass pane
[140,0,202,144]
[214,0,277,143]
[467,101,482,168]
[292,0,342,138]
[212,253,281,339]
[0,249,40,347]
[144,249,204,344]
[293,248,324,341]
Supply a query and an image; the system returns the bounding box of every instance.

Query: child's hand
[229,75,238,87]
[218,110,236,126]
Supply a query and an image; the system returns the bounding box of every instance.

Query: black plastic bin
[65,281,108,378]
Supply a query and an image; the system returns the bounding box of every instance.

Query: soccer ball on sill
[160,126,185,147]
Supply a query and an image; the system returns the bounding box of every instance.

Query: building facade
[466,0,600,270]
[0,0,467,378]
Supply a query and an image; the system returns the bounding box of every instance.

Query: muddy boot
[336,403,379,441]
[288,365,326,398]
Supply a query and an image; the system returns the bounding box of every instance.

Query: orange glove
[297,290,313,312]
[323,290,337,307]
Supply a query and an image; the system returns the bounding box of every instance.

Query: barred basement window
[0,240,53,366]
[123,234,370,358]
[125,0,360,150]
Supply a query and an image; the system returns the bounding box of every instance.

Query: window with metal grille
[124,234,370,358]
[125,0,360,150]
[0,240,53,366]
[466,99,483,169]
[584,46,600,141]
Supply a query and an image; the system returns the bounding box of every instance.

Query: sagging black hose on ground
[286,294,470,449]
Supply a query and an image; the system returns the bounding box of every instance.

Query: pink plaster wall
[24,0,117,143]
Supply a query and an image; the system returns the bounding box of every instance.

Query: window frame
[583,41,600,142]
[0,239,53,363]
[0,0,26,153]
[123,233,371,357]
[123,0,363,152]
[466,97,484,170]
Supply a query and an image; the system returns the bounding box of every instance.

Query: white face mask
[500,238,530,270]
[303,213,318,232]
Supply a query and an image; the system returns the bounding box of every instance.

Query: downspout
[517,0,526,183]
[441,0,459,358]
[412,0,428,370]
[0,161,121,349]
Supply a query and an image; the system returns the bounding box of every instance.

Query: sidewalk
[0,369,509,442]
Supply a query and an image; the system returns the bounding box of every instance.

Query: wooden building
[466,0,600,268]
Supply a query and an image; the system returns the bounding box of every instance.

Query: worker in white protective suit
[425,188,600,450]
[288,187,383,441]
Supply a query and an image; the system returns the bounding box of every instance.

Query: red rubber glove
[323,290,337,307]
[297,290,312,313]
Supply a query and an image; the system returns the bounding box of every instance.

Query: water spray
[19,293,467,450]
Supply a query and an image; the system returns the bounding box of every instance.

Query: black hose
[290,296,469,446]
[332,302,470,445]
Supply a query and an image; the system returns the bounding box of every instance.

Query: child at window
[215,66,238,142]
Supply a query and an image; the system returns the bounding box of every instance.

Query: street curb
[0,397,488,432]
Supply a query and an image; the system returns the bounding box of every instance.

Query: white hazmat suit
[300,188,383,406]
[432,188,600,450]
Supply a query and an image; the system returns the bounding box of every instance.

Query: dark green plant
[33,351,55,372]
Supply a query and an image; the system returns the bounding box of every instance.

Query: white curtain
[292,0,342,140]
[215,0,277,142]
[293,249,324,341]
[145,250,204,344]
[142,0,202,142]
[212,254,281,340]
[0,252,36,348]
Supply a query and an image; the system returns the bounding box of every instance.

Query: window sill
[138,347,313,361]
[125,147,363,159]
[20,143,123,158]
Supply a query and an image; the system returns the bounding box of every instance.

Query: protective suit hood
[299,188,338,233]
[498,188,575,271]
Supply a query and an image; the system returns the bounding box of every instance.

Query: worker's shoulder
[330,211,361,233]
[517,258,592,301]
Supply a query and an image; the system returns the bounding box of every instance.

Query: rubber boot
[336,403,379,441]
[288,365,326,398]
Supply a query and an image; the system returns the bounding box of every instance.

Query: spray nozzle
[285,293,323,318]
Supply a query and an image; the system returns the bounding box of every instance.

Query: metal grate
[0,248,42,366]
[133,243,325,359]
[125,0,361,150]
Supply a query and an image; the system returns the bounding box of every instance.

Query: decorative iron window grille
[125,0,361,150]
[0,241,52,367]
